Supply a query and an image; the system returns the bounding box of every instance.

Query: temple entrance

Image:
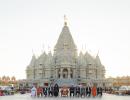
[58,69,60,78]
[63,68,68,78]
[70,69,73,78]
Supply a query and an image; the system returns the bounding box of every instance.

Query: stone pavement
[0,93,130,100]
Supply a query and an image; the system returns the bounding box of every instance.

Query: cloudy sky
[0,0,130,79]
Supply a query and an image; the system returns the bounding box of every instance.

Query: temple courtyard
[0,93,130,100]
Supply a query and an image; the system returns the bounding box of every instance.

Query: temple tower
[54,16,77,80]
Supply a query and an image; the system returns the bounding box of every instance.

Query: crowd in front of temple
[30,84,103,98]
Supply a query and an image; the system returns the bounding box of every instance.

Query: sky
[0,0,130,79]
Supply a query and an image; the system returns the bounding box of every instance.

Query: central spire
[54,16,77,65]
[54,16,76,52]
[64,15,67,26]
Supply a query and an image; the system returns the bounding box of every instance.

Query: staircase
[53,78,77,87]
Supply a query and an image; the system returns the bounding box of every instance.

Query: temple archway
[58,69,60,78]
[70,69,73,78]
[63,68,68,78]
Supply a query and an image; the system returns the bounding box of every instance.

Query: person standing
[81,86,85,97]
[86,85,91,97]
[75,86,80,97]
[69,85,75,97]
[97,86,103,96]
[54,84,59,97]
[48,84,54,96]
[37,86,41,97]
[43,86,48,97]
[31,86,37,97]
[92,85,97,97]
[0,89,4,96]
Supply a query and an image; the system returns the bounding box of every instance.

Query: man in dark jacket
[97,87,103,96]
[75,86,80,97]
[86,85,91,97]
[43,86,48,97]
[48,85,54,96]
[69,85,75,97]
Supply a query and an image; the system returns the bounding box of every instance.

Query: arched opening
[58,69,60,78]
[70,69,73,78]
[63,68,68,78]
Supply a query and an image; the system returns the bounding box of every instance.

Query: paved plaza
[0,93,130,100]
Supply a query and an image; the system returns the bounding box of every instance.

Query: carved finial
[64,15,67,26]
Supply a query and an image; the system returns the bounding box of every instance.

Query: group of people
[0,87,14,96]
[31,84,103,98]
[31,84,59,97]
[67,85,103,97]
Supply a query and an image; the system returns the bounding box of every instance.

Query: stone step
[53,79,77,87]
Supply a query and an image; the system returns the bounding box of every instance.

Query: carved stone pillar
[55,69,57,78]
[73,69,75,78]
[60,68,63,79]
[68,68,70,79]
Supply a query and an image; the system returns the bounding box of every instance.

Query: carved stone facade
[26,21,105,87]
